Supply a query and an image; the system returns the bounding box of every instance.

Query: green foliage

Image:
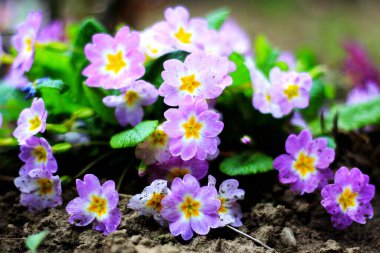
[255,35,280,76]
[300,79,325,120]
[52,143,73,153]
[46,124,69,134]
[206,8,230,30]
[295,48,317,71]
[0,84,30,122]
[25,230,49,253]
[110,120,158,149]
[220,152,273,176]
[229,52,252,87]
[72,107,94,119]
[36,79,68,94]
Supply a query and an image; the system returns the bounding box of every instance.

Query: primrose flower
[161,174,220,240]
[4,68,29,89]
[14,168,62,213]
[201,30,232,57]
[346,81,380,105]
[128,179,169,225]
[148,156,208,183]
[38,21,65,43]
[19,136,57,174]
[66,174,121,235]
[135,125,171,165]
[12,11,42,73]
[153,6,209,52]
[321,167,375,229]
[162,96,224,161]
[273,130,335,194]
[140,28,174,61]
[208,175,245,227]
[13,98,47,145]
[277,51,296,70]
[103,80,158,126]
[159,53,231,106]
[219,19,252,57]
[83,26,145,89]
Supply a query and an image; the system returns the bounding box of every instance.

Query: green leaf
[46,124,69,134]
[228,52,252,87]
[206,8,230,30]
[0,84,30,122]
[72,107,94,119]
[36,79,68,94]
[254,35,280,76]
[52,143,73,153]
[110,120,158,149]
[295,48,317,72]
[25,230,49,253]
[220,152,273,176]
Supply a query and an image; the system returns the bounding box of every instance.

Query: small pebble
[280,227,297,247]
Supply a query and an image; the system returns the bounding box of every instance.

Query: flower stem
[226,225,274,251]
[74,151,115,179]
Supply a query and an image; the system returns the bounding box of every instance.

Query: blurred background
[1,0,379,68]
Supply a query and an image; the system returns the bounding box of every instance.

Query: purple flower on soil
[273,130,335,194]
[162,96,224,161]
[103,80,158,126]
[346,81,380,105]
[161,174,221,240]
[19,136,57,174]
[13,98,47,145]
[66,174,121,235]
[135,125,171,165]
[38,21,65,43]
[83,26,145,89]
[321,167,375,229]
[12,11,42,73]
[14,168,62,213]
[148,156,208,183]
[159,53,231,106]
[208,175,245,227]
[128,179,169,225]
[153,6,210,53]
[219,18,252,57]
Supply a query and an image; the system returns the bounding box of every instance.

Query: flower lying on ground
[162,96,224,161]
[66,174,121,235]
[161,174,220,240]
[321,167,375,230]
[13,98,47,145]
[128,179,169,225]
[208,175,245,227]
[273,130,335,194]
[103,80,158,126]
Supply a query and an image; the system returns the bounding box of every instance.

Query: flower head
[208,175,245,227]
[12,11,42,73]
[66,174,121,235]
[161,174,220,240]
[277,51,296,70]
[4,68,29,89]
[19,136,57,174]
[83,26,145,89]
[13,98,47,145]
[148,157,208,183]
[103,80,158,126]
[163,96,224,161]
[219,18,252,57]
[140,28,174,61]
[273,130,335,194]
[128,179,169,225]
[38,21,65,43]
[346,81,380,105]
[14,168,62,213]
[321,167,375,229]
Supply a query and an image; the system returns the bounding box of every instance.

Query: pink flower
[219,18,252,57]
[139,27,175,61]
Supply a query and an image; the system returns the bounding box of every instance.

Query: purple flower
[19,136,57,174]
[14,168,62,213]
[240,135,252,145]
[277,51,296,70]
[4,68,29,89]
[13,98,47,145]
[140,27,174,61]
[219,18,252,57]
[208,175,245,227]
[273,130,335,194]
[162,96,224,161]
[66,174,121,235]
[346,81,380,105]
[201,30,232,57]
[38,21,65,43]
[103,80,158,126]
[148,156,208,183]
[128,179,169,225]
[83,26,145,89]
[135,125,171,165]
[321,167,375,229]
[159,53,232,106]
[12,11,42,73]
[161,174,220,240]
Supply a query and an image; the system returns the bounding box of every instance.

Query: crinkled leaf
[220,152,273,176]
[110,120,158,149]
[36,79,68,94]
[25,230,49,253]
[254,35,280,76]
[206,8,230,30]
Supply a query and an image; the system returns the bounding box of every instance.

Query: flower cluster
[128,174,245,240]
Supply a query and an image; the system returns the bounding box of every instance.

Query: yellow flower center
[105,51,127,74]
[149,130,168,146]
[265,93,271,102]
[167,167,190,181]
[146,192,165,212]
[179,74,201,94]
[25,38,33,52]
[284,84,299,100]
[37,178,53,195]
[293,152,315,177]
[218,197,227,213]
[32,146,47,163]
[182,116,203,139]
[29,115,42,131]
[87,195,108,217]
[338,188,358,212]
[180,195,201,219]
[174,27,192,44]
[124,90,139,106]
